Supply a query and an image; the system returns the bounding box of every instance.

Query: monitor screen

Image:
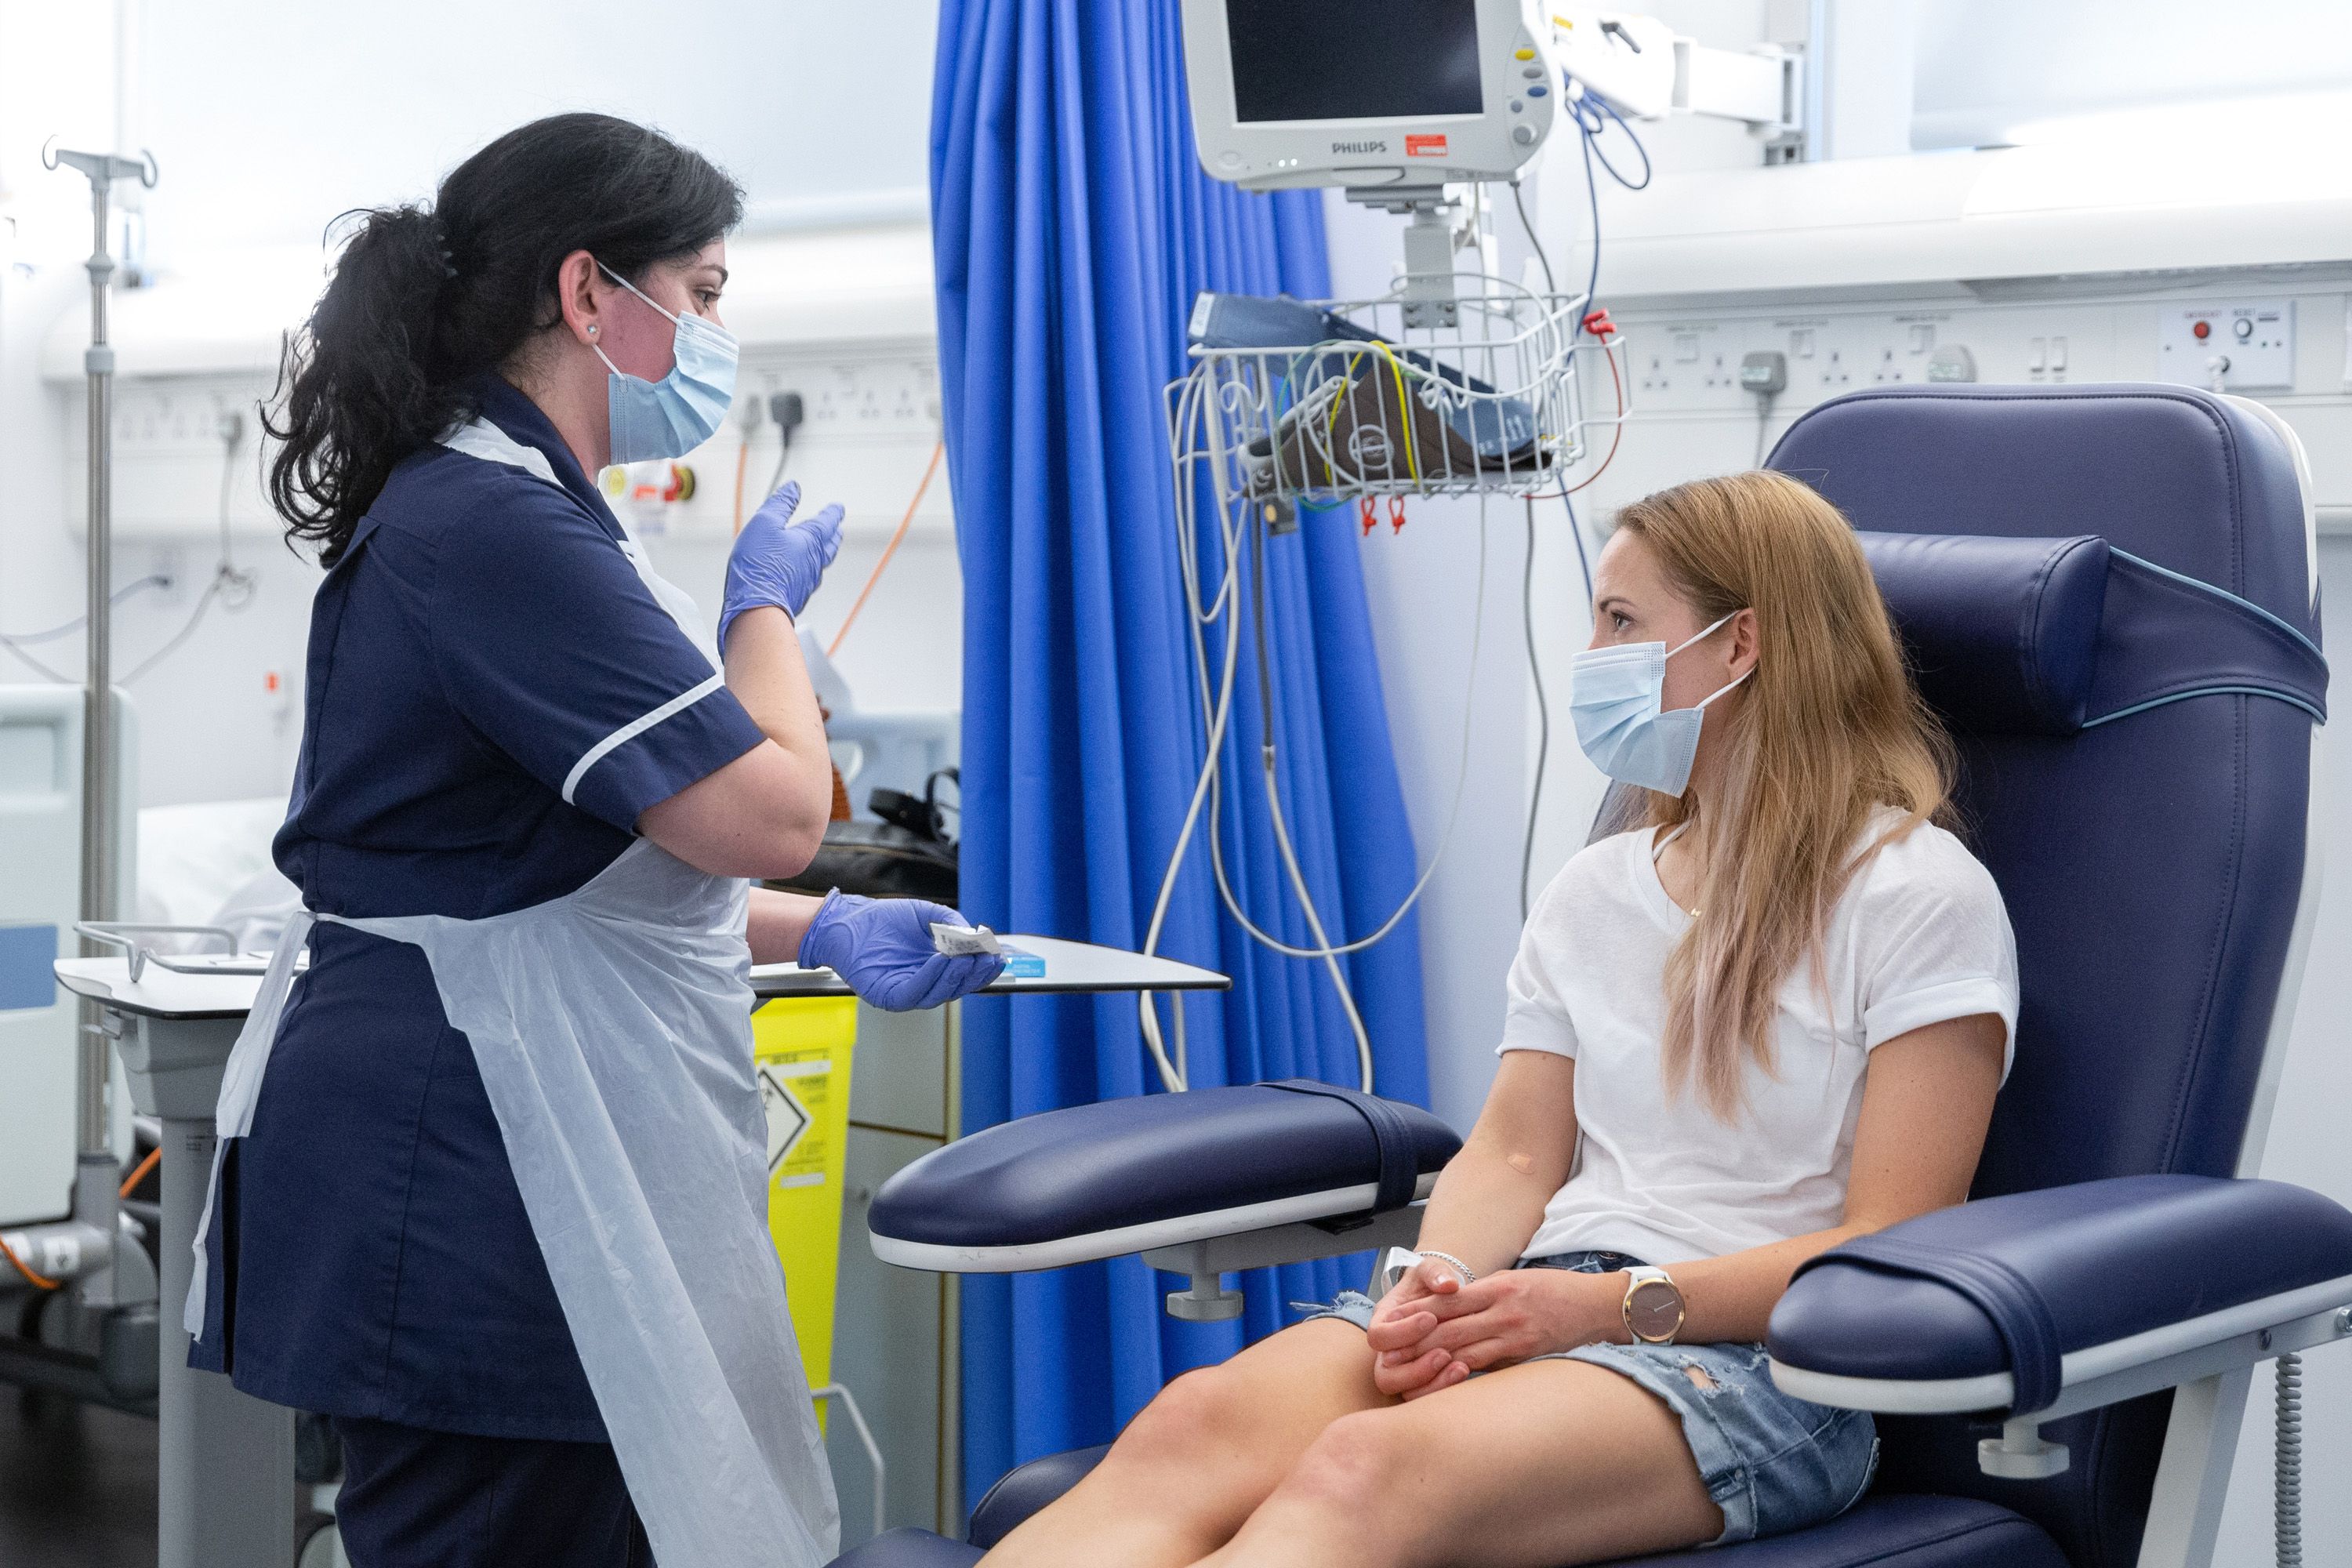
[1225,0,1485,124]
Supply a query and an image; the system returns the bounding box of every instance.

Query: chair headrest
[1860,532,2108,737]
[1860,528,2326,738]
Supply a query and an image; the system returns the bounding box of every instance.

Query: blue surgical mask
[1569,612,1751,797]
[592,259,738,463]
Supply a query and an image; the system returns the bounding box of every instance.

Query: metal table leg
[154,1095,296,1565]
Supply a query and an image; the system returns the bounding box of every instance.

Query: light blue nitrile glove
[797,891,1008,1012]
[718,481,845,652]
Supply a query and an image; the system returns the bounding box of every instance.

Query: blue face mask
[1569,612,1751,797]
[591,260,738,464]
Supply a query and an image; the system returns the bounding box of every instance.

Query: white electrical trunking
[57,375,278,542]
[1587,281,2352,528]
[2155,300,2295,392]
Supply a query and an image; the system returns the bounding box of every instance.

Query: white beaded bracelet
[1416,1248,1478,1287]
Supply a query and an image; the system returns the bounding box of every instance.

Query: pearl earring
[587,325,599,337]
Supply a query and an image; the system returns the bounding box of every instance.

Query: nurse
[190,114,997,1567]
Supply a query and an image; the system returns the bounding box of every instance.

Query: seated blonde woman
[982,470,2019,1568]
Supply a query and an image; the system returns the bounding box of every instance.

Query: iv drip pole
[45,139,157,1306]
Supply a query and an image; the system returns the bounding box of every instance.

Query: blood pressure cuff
[1858,532,2327,737]
[1190,290,1541,487]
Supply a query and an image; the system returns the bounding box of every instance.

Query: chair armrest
[967,1445,1111,1549]
[1767,1174,2352,1420]
[866,1082,1459,1272]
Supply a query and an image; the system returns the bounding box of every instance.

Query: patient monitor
[1178,0,1558,201]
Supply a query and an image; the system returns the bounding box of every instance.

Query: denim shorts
[1299,1250,1878,1546]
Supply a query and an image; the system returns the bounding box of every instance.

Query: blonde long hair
[1611,471,1956,1119]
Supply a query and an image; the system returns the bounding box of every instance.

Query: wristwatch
[1621,1265,1686,1345]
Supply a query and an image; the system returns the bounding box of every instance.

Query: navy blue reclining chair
[844,385,2344,1568]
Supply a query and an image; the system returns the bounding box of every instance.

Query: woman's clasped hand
[1363,1258,1618,1399]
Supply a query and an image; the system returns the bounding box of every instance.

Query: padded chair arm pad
[1769,1176,2352,1398]
[868,1082,1461,1250]
[967,1445,1111,1549]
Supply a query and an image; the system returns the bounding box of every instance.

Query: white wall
[0,0,946,811]
[126,0,936,263]
[1913,0,2352,151]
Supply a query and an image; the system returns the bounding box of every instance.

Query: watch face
[1628,1279,1683,1341]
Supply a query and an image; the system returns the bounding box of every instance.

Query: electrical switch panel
[2157,301,2294,391]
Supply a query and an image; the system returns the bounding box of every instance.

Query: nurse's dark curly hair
[265,113,742,564]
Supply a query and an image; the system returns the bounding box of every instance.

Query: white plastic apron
[187,430,837,1566]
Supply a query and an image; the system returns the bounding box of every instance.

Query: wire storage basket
[1171,275,1590,516]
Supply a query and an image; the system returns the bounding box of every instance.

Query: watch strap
[1621,1265,1685,1345]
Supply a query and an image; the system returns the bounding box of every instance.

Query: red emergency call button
[2192,319,2212,339]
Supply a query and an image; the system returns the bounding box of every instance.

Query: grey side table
[53,958,296,1568]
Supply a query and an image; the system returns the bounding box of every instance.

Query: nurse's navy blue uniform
[191,376,767,1466]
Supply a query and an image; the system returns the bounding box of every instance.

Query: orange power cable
[826,441,945,659]
[0,1232,58,1291]
[121,1145,160,1199]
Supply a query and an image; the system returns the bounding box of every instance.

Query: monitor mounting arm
[1345,184,1472,329]
[1552,9,1804,160]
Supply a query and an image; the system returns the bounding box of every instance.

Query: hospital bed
[843,383,2339,1568]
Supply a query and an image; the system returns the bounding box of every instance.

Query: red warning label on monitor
[1405,134,1449,157]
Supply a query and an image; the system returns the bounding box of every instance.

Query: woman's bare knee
[1110,1320,1377,1473]
[985,1368,1261,1565]
[1270,1409,1412,1519]
[1106,1363,1252,1472]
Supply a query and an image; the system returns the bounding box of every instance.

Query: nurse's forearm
[748,888,823,965]
[724,608,830,771]
[635,611,834,878]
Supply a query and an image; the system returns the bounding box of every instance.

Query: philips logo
[1331,139,1388,154]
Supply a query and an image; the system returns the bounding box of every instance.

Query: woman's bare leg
[1189,1359,1721,1568]
[978,1319,1395,1568]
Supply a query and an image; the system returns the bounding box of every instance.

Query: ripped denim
[1296,1250,1878,1546]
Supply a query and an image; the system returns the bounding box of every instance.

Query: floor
[0,1388,156,1567]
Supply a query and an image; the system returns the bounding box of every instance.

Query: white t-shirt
[1501,808,2018,1266]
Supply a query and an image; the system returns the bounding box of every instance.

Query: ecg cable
[1138,368,1490,1094]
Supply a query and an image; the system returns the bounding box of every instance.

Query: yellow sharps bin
[750,996,858,1403]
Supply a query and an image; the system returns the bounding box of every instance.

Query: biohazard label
[760,1065,814,1174]
[1406,134,1448,157]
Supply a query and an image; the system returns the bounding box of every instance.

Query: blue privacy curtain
[933,0,1432,1511]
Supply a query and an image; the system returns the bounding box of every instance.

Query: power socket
[769,392,806,445]
[1739,350,1789,396]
